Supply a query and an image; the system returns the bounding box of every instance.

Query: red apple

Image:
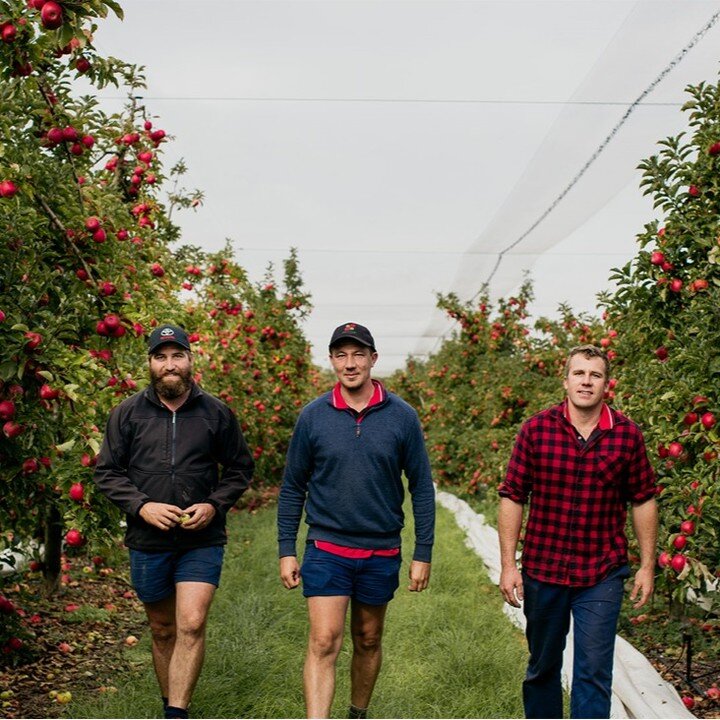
[0,400,16,420]
[103,314,120,332]
[701,412,716,430]
[680,520,695,536]
[658,551,671,568]
[92,228,107,243]
[673,535,687,550]
[39,384,59,400]
[22,458,39,475]
[655,346,668,361]
[150,263,165,277]
[3,421,24,438]
[681,696,695,710]
[100,282,116,296]
[61,125,77,141]
[64,529,84,547]
[670,554,686,573]
[709,142,720,156]
[24,331,42,350]
[47,127,64,145]
[668,441,683,458]
[1,22,17,43]
[80,453,96,467]
[85,216,101,232]
[669,278,683,293]
[40,0,63,29]
[688,185,700,197]
[683,412,697,426]
[75,56,90,73]
[0,180,18,198]
[650,251,665,265]
[68,483,84,502]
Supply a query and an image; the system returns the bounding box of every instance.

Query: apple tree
[601,77,720,609]
[0,0,193,597]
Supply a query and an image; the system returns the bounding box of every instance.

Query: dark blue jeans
[522,565,629,719]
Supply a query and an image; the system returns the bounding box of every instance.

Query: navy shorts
[129,546,225,603]
[300,543,402,606]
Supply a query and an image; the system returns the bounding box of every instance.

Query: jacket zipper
[171,411,177,478]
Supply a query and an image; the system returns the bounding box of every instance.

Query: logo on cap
[344,324,356,332]
[160,328,176,337]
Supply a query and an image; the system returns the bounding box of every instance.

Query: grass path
[69,502,527,718]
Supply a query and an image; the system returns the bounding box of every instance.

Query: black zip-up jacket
[94,383,254,551]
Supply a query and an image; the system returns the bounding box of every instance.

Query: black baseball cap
[147,324,191,354]
[329,322,376,351]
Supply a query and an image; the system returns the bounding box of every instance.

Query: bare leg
[350,601,388,710]
[167,582,216,709]
[304,596,350,718]
[144,594,177,699]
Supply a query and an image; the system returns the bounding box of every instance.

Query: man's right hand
[139,502,184,530]
[499,566,524,608]
[279,555,300,589]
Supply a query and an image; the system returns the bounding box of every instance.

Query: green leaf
[63,384,80,401]
[37,370,54,381]
[55,440,76,453]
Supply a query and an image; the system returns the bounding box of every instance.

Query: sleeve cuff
[279,540,297,558]
[413,543,433,563]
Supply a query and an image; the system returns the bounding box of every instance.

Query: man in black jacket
[94,324,254,719]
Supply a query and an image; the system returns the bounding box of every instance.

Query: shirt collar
[562,399,614,431]
[332,380,385,410]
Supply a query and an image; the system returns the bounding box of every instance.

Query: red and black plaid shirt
[499,401,656,587]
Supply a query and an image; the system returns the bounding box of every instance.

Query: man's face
[149,344,193,400]
[329,342,377,392]
[563,354,608,412]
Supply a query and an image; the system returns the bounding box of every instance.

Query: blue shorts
[300,543,401,606]
[129,546,225,604]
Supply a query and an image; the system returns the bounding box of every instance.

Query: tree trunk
[43,505,62,596]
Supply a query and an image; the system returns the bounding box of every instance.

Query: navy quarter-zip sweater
[277,388,435,562]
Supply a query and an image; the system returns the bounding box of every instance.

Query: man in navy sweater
[278,322,435,719]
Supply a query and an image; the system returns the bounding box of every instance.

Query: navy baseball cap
[329,323,376,351]
[147,324,191,354]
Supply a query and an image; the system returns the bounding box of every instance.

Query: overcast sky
[92,1,720,373]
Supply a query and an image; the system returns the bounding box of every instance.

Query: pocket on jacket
[176,470,214,506]
[129,468,172,502]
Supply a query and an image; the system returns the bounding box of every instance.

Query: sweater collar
[331,380,385,411]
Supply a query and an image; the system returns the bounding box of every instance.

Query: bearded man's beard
[151,367,193,400]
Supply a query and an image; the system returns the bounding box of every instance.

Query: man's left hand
[178,503,216,530]
[408,560,431,592]
[629,566,654,609]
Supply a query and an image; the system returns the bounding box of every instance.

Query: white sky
[92,1,720,373]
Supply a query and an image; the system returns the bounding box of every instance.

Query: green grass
[68,502,527,719]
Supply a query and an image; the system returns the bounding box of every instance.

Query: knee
[149,618,175,646]
[352,628,382,655]
[308,630,343,660]
[177,611,207,641]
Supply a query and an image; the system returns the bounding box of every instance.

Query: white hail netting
[90,2,720,372]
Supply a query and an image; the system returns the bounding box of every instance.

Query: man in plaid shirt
[498,345,657,719]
